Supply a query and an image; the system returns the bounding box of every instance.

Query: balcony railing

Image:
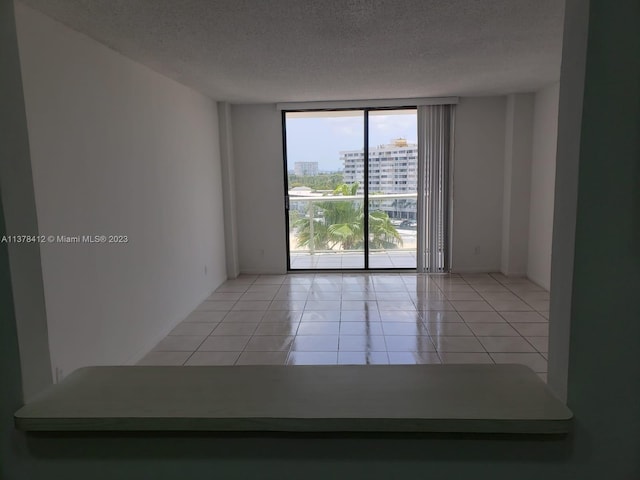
[288,193,418,255]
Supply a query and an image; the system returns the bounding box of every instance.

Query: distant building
[341,138,417,193]
[341,138,417,220]
[293,161,319,176]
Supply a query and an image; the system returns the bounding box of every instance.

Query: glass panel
[367,110,418,269]
[285,111,365,269]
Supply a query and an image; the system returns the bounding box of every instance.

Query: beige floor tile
[442,291,484,301]
[244,335,294,352]
[422,311,464,323]
[414,300,455,311]
[169,323,216,336]
[261,311,302,323]
[207,292,243,301]
[246,285,279,294]
[291,335,339,351]
[341,300,379,311]
[500,311,547,323]
[307,292,341,300]
[424,322,474,336]
[274,292,308,301]
[479,292,521,302]
[297,322,341,335]
[431,336,485,352]
[304,301,342,311]
[211,323,259,336]
[153,335,206,352]
[381,323,430,336]
[197,300,236,311]
[301,311,341,322]
[268,300,306,311]
[198,335,251,351]
[214,285,249,293]
[279,283,312,292]
[471,285,510,293]
[253,322,300,336]
[451,300,494,311]
[240,292,277,301]
[338,335,387,351]
[342,292,377,301]
[253,275,287,285]
[384,335,436,352]
[477,336,536,353]
[340,310,381,322]
[183,311,227,323]
[232,300,271,311]
[377,301,417,311]
[488,300,533,312]
[339,322,384,335]
[379,311,423,322]
[467,323,519,336]
[459,311,505,323]
[512,323,549,336]
[223,311,265,323]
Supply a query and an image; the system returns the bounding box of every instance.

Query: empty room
[2,0,639,478]
[11,0,560,375]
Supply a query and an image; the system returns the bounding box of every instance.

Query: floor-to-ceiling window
[283,108,418,270]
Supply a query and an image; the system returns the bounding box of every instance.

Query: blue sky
[286,110,417,172]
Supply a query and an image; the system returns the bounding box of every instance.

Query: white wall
[501,93,534,276]
[218,102,240,279]
[528,83,560,289]
[231,104,287,274]
[230,98,507,274]
[15,3,227,378]
[452,97,507,272]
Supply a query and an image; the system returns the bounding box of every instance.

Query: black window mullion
[282,110,292,271]
[364,109,370,269]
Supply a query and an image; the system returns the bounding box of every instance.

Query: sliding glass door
[283,108,418,270]
[284,111,365,269]
[367,110,417,268]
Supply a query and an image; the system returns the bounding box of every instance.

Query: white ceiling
[19,0,565,103]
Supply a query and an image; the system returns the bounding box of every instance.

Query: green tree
[288,172,344,191]
[294,183,403,251]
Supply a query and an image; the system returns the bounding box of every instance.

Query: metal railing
[288,193,418,255]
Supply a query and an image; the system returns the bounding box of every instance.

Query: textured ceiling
[19,0,565,103]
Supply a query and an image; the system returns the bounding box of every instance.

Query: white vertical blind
[417,105,455,273]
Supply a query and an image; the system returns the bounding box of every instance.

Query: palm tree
[294,183,403,251]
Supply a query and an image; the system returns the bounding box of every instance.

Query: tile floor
[139,272,550,381]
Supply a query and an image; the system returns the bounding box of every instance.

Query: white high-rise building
[341,138,418,220]
[341,138,417,194]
